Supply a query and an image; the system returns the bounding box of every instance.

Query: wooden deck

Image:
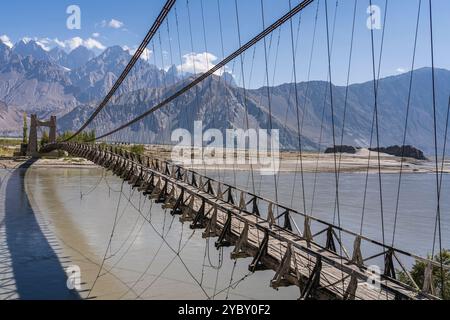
[44,142,440,300]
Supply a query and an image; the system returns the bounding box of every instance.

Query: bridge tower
[27,114,57,156]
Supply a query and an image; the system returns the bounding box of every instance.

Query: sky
[1,0,450,87]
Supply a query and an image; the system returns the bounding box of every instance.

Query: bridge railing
[47,142,445,299]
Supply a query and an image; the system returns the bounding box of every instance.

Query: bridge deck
[45,142,437,300]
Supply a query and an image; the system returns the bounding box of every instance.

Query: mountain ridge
[1,37,449,155]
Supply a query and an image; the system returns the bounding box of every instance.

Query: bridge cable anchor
[231,222,251,260]
[351,236,364,268]
[299,256,322,300]
[190,199,207,229]
[215,211,233,248]
[202,205,219,239]
[271,244,294,290]
[248,231,270,272]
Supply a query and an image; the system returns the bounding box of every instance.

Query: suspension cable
[324,0,345,295]
[288,0,307,214]
[260,0,279,204]
[91,0,316,141]
[428,0,445,299]
[360,0,389,236]
[391,0,421,246]
[234,0,257,194]
[369,0,387,252]
[333,0,357,223]
[66,0,176,141]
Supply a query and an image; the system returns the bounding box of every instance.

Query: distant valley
[1,38,450,155]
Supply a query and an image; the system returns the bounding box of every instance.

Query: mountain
[48,47,67,63]
[12,40,50,61]
[0,41,12,65]
[0,54,77,115]
[0,43,173,135]
[222,72,237,87]
[65,46,96,70]
[1,37,450,154]
[69,46,168,103]
[0,100,22,136]
[48,46,96,70]
[59,67,450,155]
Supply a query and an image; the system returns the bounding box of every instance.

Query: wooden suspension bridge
[15,0,448,301]
[41,142,444,300]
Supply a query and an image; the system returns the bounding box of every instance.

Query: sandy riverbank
[1,147,449,174]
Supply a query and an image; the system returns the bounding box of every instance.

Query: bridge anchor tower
[27,114,57,157]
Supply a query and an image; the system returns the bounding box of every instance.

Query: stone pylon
[27,114,57,157]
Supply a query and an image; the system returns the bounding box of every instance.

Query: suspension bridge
[5,0,450,300]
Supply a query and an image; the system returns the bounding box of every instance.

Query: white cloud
[82,38,106,50]
[0,35,13,48]
[56,37,106,51]
[15,36,105,52]
[109,19,124,29]
[18,36,53,51]
[34,38,53,51]
[53,38,66,48]
[21,37,32,44]
[124,46,153,62]
[92,32,100,38]
[396,68,406,73]
[177,52,227,75]
[101,19,125,29]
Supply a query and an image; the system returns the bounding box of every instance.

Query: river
[0,164,449,300]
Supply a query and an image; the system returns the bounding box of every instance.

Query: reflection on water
[0,166,449,300]
[20,167,300,300]
[0,161,79,300]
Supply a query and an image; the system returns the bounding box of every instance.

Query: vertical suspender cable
[324,0,345,294]
[260,0,279,205]
[234,0,257,194]
[66,0,176,141]
[392,0,421,246]
[288,0,307,214]
[428,0,445,299]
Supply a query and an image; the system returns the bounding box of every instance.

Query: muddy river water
[0,164,449,300]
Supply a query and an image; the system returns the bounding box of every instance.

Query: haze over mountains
[1,38,449,155]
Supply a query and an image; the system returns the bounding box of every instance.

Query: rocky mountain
[63,46,96,70]
[69,46,170,103]
[1,36,449,155]
[0,42,12,65]
[0,54,77,115]
[0,100,22,135]
[12,39,50,62]
[0,40,174,135]
[60,67,450,155]
[47,46,97,71]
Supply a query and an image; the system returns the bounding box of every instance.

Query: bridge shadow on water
[3,159,80,300]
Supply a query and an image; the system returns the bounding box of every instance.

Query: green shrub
[398,249,450,299]
[130,144,145,155]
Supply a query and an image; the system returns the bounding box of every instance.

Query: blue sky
[0,0,449,86]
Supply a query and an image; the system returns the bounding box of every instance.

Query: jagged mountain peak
[12,39,50,61]
[0,40,11,52]
[100,45,128,58]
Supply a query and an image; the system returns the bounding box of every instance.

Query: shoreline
[1,154,449,174]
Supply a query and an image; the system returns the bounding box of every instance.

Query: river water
[0,164,449,300]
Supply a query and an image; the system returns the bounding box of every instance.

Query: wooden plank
[56,143,436,300]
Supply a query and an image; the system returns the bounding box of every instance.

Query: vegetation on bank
[100,143,146,155]
[399,249,450,299]
[0,147,13,157]
[57,130,96,144]
[0,138,22,147]
[0,138,21,157]
[40,131,49,147]
[129,144,145,155]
